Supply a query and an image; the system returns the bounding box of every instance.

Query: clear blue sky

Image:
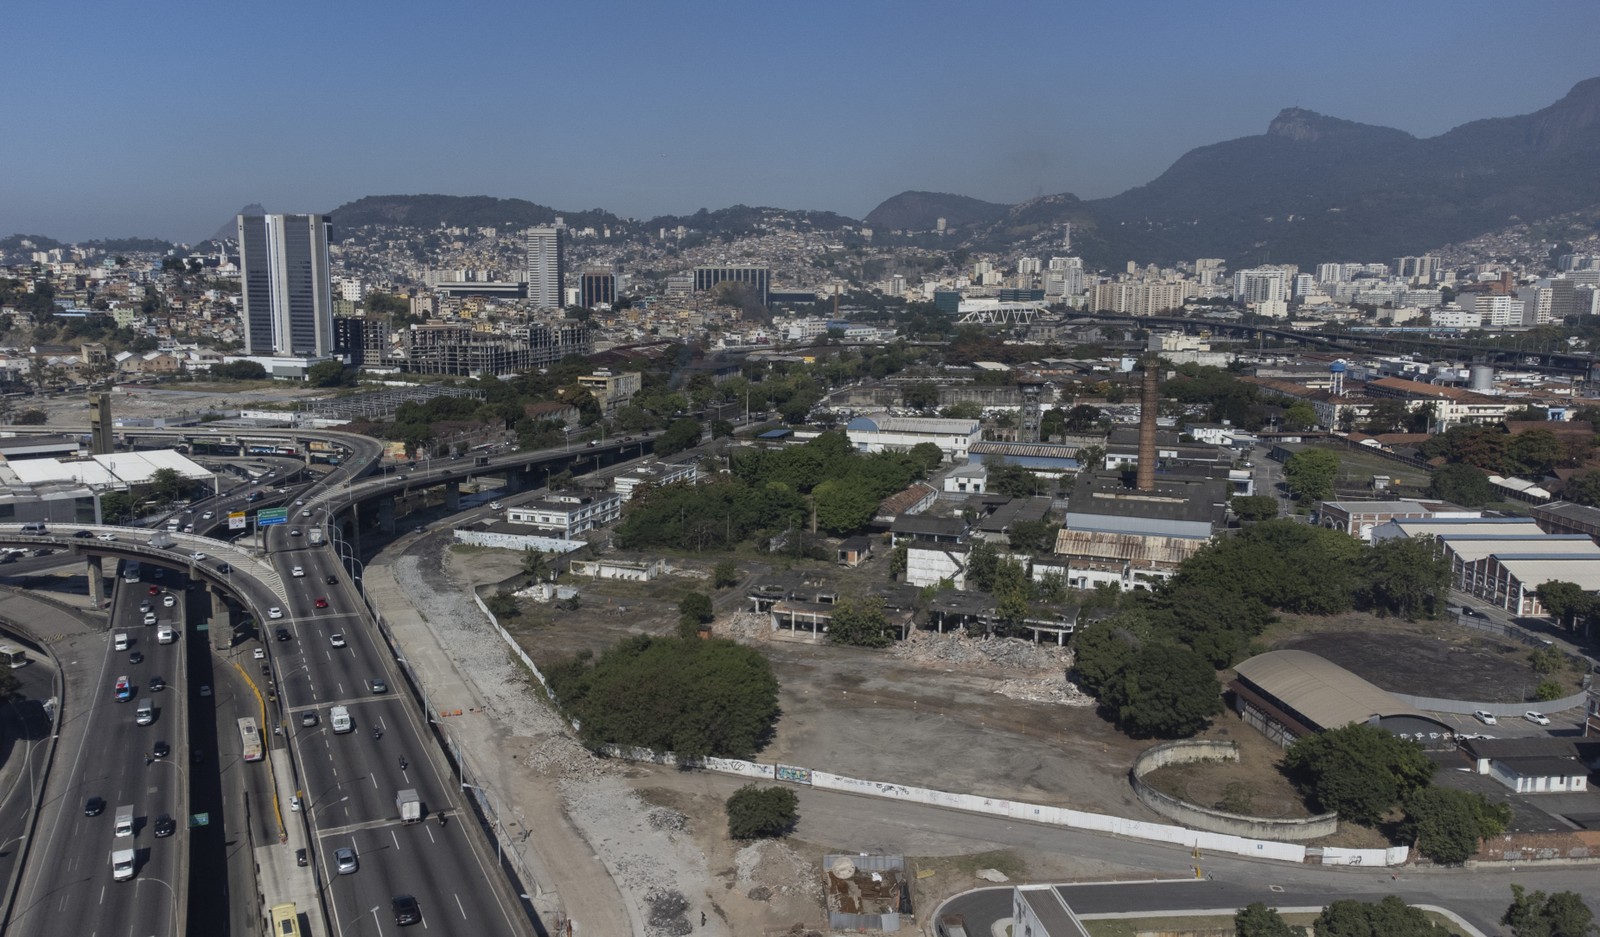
[4,0,1598,243]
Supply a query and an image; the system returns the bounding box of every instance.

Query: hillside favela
[2,5,1600,937]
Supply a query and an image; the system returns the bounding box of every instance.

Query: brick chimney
[1137,358,1159,491]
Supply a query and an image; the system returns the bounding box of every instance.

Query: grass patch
[950,850,1027,881]
[448,543,494,555]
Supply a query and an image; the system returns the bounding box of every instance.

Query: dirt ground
[34,381,326,424]
[1140,712,1311,820]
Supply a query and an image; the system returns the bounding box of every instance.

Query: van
[114,633,130,651]
[20,522,47,535]
[114,805,134,837]
[136,699,154,725]
[330,705,353,734]
[111,848,136,882]
[157,626,176,645]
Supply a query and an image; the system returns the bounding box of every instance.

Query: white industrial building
[845,415,981,462]
[506,489,622,539]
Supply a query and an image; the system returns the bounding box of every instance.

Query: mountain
[643,204,860,235]
[864,191,1011,232]
[1048,77,1600,267]
[328,194,623,232]
[211,204,264,242]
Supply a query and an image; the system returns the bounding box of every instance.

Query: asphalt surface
[0,651,58,905]
[7,572,191,937]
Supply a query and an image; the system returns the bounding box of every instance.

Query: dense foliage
[1234,903,1306,937]
[546,635,778,759]
[725,785,799,840]
[1283,448,1339,503]
[1312,896,1453,937]
[1399,787,1510,864]
[826,597,894,649]
[1282,724,1435,826]
[1503,885,1596,937]
[1426,462,1494,506]
[1098,644,1224,738]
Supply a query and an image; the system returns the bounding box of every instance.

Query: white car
[143,613,157,626]
[267,607,284,620]
[253,647,266,660]
[1474,710,1498,725]
[1524,711,1551,726]
[162,594,175,608]
[97,532,117,541]
[291,566,305,578]
[330,633,346,648]
[489,501,503,510]
[190,551,207,561]
[202,511,214,520]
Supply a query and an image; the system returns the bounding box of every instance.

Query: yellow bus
[267,902,300,937]
[238,717,263,763]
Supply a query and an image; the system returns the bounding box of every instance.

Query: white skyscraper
[237,213,333,358]
[1233,266,1291,304]
[525,225,566,309]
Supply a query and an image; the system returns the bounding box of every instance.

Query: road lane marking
[454,894,466,919]
[390,829,400,852]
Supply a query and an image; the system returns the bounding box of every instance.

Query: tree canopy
[1283,723,1435,826]
[1099,643,1224,738]
[1314,896,1454,937]
[654,417,704,456]
[1502,885,1597,937]
[725,784,799,840]
[1427,462,1494,507]
[1400,786,1510,864]
[1235,902,1307,937]
[1359,535,1452,620]
[1284,448,1339,503]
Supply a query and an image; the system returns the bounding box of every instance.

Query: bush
[1283,723,1434,826]
[725,784,798,839]
[712,560,740,589]
[678,591,713,637]
[1535,679,1566,702]
[1400,786,1509,864]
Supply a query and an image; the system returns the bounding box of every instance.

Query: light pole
[460,782,501,865]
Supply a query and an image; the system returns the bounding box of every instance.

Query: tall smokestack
[1137,358,1159,491]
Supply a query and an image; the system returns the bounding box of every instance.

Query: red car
[313,597,329,609]
[148,585,160,595]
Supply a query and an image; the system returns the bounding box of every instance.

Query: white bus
[0,645,26,669]
[238,717,263,763]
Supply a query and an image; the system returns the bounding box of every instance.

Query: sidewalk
[363,558,636,937]
[254,748,321,926]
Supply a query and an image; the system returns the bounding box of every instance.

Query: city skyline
[3,0,1599,242]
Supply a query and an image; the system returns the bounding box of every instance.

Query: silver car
[335,847,358,874]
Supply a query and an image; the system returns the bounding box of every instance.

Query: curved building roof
[1233,649,1427,731]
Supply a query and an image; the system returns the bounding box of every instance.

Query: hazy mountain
[863,191,1011,232]
[328,194,622,232]
[211,204,264,242]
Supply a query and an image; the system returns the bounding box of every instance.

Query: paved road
[7,574,191,936]
[0,649,58,909]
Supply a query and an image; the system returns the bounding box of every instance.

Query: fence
[1129,741,1339,841]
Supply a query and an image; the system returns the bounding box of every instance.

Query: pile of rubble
[890,629,1073,674]
[993,677,1096,707]
[714,610,773,642]
[734,840,825,907]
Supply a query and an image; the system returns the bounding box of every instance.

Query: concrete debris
[645,888,692,936]
[993,677,1097,707]
[889,628,1074,674]
[647,807,688,833]
[734,840,825,904]
[976,867,1010,883]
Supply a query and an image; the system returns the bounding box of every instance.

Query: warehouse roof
[1233,650,1426,731]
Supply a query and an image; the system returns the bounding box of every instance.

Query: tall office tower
[1232,266,1290,304]
[694,265,770,306]
[579,268,617,308]
[1316,263,1345,283]
[1394,255,1440,284]
[237,213,333,357]
[524,225,566,309]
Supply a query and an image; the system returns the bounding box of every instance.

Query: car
[152,740,170,759]
[142,612,157,626]
[162,594,175,608]
[73,530,93,539]
[330,633,346,648]
[199,684,211,697]
[154,813,176,837]
[128,651,144,665]
[586,440,597,448]
[139,601,152,614]
[412,526,423,534]
[295,499,304,506]
[1525,711,1552,726]
[275,627,291,642]
[216,562,231,573]
[147,676,165,692]
[325,574,339,585]
[85,796,106,816]
[300,710,318,727]
[1474,710,1498,725]
[301,509,313,517]
[148,585,160,596]
[201,511,214,520]
[1461,606,1486,618]
[291,566,304,578]
[190,551,207,561]
[289,794,300,812]
[289,528,301,537]
[392,895,421,926]
[260,663,272,679]
[267,607,283,620]
[253,646,265,660]
[97,532,117,541]
[335,847,358,874]
[314,597,328,609]
[296,848,308,867]
[489,501,502,510]
[368,678,387,694]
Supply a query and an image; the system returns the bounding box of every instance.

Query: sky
[4,0,1599,243]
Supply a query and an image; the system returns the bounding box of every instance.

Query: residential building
[613,460,698,500]
[1394,255,1440,284]
[525,225,566,309]
[1233,266,1290,304]
[237,213,333,357]
[505,489,622,539]
[576,370,641,414]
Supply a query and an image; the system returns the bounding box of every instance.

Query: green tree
[827,597,894,648]
[813,478,880,535]
[1230,495,1279,522]
[1071,614,1153,696]
[98,490,137,523]
[908,441,945,472]
[1281,401,1318,431]
[678,591,714,636]
[1428,462,1494,507]
[485,590,521,619]
[1315,896,1453,937]
[1007,519,1058,553]
[654,417,704,456]
[1508,429,1565,476]
[1536,581,1592,632]
[966,539,1000,592]
[712,560,740,589]
[1400,786,1510,864]
[1502,885,1597,937]
[710,419,735,439]
[1235,902,1307,937]
[1099,643,1223,738]
[1283,448,1339,504]
[306,360,352,387]
[987,462,1043,498]
[1566,471,1600,508]
[149,467,188,503]
[1362,399,1412,434]
[1359,535,1452,620]
[0,667,20,701]
[210,360,268,381]
[725,784,799,839]
[14,409,47,425]
[902,381,940,410]
[1283,723,1435,826]
[1063,404,1104,433]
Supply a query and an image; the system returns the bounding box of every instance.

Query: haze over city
[4,0,1600,242]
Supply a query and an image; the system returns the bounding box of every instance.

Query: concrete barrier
[1129,740,1339,842]
[1391,687,1590,717]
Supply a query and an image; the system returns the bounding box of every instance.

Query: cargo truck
[309,528,323,546]
[397,789,422,824]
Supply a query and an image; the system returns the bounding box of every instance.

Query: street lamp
[460,782,502,864]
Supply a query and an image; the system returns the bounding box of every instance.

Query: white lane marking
[390,829,400,852]
[454,893,466,919]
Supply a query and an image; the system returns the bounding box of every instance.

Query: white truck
[396,789,422,824]
[111,848,136,881]
[157,625,176,645]
[309,528,324,546]
[115,805,135,838]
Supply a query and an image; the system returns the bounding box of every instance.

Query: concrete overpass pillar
[504,469,527,494]
[443,481,460,513]
[210,586,232,647]
[86,554,104,609]
[377,496,396,534]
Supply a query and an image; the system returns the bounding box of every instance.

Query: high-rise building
[579,268,617,309]
[693,265,769,306]
[1194,258,1226,286]
[1394,255,1440,285]
[237,213,334,358]
[1233,266,1290,305]
[524,226,566,309]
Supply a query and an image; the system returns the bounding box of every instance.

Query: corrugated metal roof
[1052,529,1207,565]
[1493,555,1600,590]
[1234,650,1425,730]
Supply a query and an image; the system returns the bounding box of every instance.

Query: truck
[397,789,423,824]
[157,625,176,645]
[115,805,135,838]
[111,848,136,881]
[474,455,490,467]
[148,531,177,550]
[308,528,323,546]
